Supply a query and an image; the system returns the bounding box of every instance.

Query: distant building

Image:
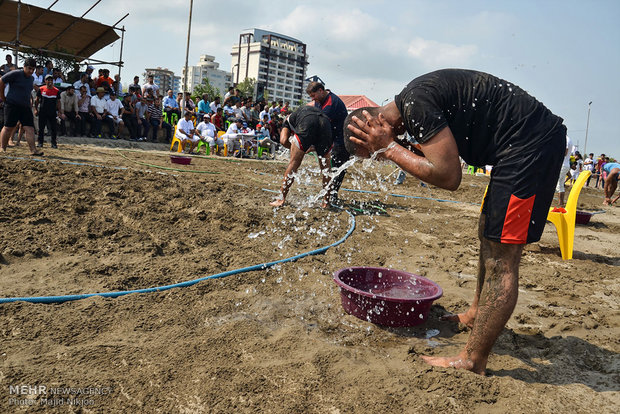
[181,55,232,97]
[144,67,178,95]
[230,28,308,103]
[338,95,379,113]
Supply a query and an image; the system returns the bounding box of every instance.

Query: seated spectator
[280,101,291,115]
[223,102,234,119]
[59,85,80,136]
[146,95,171,143]
[113,74,122,95]
[233,101,244,120]
[183,92,196,114]
[90,87,109,138]
[121,94,139,141]
[73,73,91,96]
[104,91,123,139]
[134,95,149,140]
[163,89,180,123]
[175,111,199,152]
[221,118,244,156]
[209,96,221,114]
[212,107,225,132]
[197,93,210,118]
[130,75,141,91]
[242,101,252,124]
[196,114,223,155]
[256,123,277,158]
[223,86,234,103]
[77,85,92,137]
[142,74,159,96]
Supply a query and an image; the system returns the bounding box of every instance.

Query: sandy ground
[0,139,618,413]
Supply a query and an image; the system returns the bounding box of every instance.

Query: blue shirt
[1,69,34,107]
[163,96,178,109]
[198,100,210,114]
[602,162,620,173]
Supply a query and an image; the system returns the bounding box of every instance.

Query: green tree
[236,77,256,99]
[192,78,220,102]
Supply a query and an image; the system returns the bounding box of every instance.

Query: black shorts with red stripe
[481,127,565,244]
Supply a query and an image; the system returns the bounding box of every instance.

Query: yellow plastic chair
[546,170,591,260]
[169,125,187,153]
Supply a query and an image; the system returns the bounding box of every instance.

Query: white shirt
[583,156,594,171]
[90,95,108,113]
[73,80,91,96]
[225,123,239,136]
[105,98,123,117]
[259,110,271,122]
[563,136,573,168]
[176,118,194,138]
[196,121,216,138]
[209,102,220,113]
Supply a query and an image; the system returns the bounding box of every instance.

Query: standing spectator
[142,74,159,97]
[121,94,139,140]
[135,96,149,140]
[84,65,95,81]
[59,85,80,136]
[33,65,44,86]
[0,57,42,155]
[223,86,234,103]
[34,75,60,148]
[0,54,12,75]
[90,87,109,138]
[209,96,221,114]
[555,135,573,207]
[73,73,91,96]
[146,95,171,143]
[42,60,54,78]
[259,105,271,123]
[583,153,595,186]
[52,68,64,85]
[130,76,141,92]
[595,153,606,189]
[113,74,123,95]
[77,85,92,137]
[104,91,124,139]
[307,81,348,203]
[250,102,261,128]
[197,93,210,118]
[268,101,279,116]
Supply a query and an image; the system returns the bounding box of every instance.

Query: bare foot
[270,199,285,207]
[440,311,475,328]
[421,355,484,375]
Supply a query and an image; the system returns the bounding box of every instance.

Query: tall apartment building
[230,28,308,103]
[180,55,233,97]
[144,67,178,94]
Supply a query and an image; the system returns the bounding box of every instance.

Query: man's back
[395,69,564,166]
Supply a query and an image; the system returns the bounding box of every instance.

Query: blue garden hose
[0,209,356,304]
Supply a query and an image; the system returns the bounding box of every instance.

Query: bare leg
[0,126,11,151]
[423,217,523,375]
[440,215,487,328]
[558,191,565,207]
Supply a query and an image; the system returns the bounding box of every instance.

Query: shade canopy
[0,0,120,60]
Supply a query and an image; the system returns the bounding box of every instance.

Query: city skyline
[13,0,620,156]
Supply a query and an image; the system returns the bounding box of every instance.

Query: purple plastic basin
[575,210,593,225]
[170,155,192,165]
[333,267,443,327]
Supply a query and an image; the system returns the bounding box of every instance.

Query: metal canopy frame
[0,0,128,74]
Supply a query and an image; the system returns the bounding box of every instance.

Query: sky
[19,0,620,157]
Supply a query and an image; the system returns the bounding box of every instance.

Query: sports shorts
[3,102,34,128]
[481,126,565,244]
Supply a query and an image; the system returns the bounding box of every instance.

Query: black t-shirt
[394,69,564,166]
[1,69,34,107]
[284,106,333,156]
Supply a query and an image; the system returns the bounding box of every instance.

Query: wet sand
[1,141,618,413]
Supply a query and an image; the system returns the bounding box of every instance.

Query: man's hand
[347,110,397,158]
